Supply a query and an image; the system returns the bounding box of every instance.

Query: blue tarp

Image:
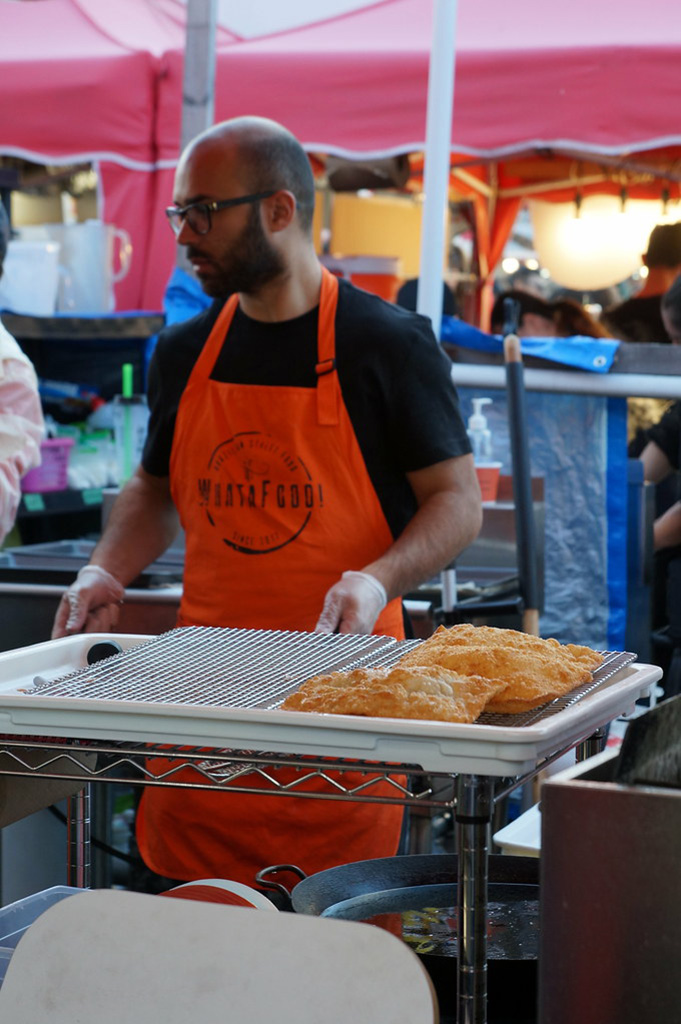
[163,266,212,325]
[441,316,620,373]
[445,317,627,647]
[144,267,212,376]
[457,387,628,650]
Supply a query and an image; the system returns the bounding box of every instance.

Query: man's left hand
[315,571,387,635]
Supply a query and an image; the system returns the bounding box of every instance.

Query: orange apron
[137,269,406,884]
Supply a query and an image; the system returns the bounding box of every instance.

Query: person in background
[629,272,681,455]
[51,116,481,888]
[640,405,681,550]
[638,402,681,696]
[634,272,681,694]
[490,289,610,338]
[395,277,459,318]
[660,272,681,345]
[551,298,612,338]
[0,203,43,546]
[602,222,681,343]
[490,289,556,337]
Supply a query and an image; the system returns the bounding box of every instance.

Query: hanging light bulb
[501,257,520,275]
[529,196,673,290]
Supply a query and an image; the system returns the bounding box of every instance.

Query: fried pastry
[281,664,505,723]
[398,623,604,713]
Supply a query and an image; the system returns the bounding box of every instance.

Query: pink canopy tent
[149,0,681,310]
[2,0,681,310]
[156,0,681,161]
[0,0,174,309]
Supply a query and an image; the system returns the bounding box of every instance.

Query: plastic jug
[46,220,132,314]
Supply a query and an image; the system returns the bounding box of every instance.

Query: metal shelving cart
[0,627,662,1024]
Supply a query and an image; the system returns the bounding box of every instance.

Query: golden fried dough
[281,665,505,723]
[398,624,604,713]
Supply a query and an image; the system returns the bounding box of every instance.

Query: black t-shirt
[647,401,681,470]
[602,294,669,344]
[142,279,471,538]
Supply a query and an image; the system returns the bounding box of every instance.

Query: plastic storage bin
[21,437,74,493]
[0,947,12,987]
[492,802,542,857]
[0,885,83,985]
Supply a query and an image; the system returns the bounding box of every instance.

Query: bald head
[183,117,316,233]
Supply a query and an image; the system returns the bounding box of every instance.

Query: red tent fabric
[156,0,681,163]
[0,0,165,310]
[1,0,157,163]
[3,0,681,310]
[149,0,681,309]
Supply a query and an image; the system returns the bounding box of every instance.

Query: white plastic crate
[0,886,84,985]
[493,803,542,857]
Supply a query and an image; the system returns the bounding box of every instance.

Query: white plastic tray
[0,632,662,776]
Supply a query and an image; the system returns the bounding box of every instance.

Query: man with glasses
[52,116,481,888]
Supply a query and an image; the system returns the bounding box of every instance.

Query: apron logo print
[197,430,324,555]
[241,457,270,481]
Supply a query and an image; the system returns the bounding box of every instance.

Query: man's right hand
[51,565,126,639]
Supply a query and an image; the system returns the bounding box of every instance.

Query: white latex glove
[52,565,125,639]
[315,571,388,635]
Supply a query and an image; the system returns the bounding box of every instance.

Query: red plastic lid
[160,885,257,909]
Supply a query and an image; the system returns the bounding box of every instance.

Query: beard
[188,205,286,298]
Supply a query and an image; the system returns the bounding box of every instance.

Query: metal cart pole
[576,725,609,762]
[456,772,494,1024]
[66,783,91,888]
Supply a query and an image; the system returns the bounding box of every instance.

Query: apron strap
[189,293,240,385]
[316,269,340,427]
[185,271,340,426]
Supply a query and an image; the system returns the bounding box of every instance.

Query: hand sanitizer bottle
[467,398,501,502]
[467,398,493,462]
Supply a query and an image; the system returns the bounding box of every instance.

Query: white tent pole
[181,0,218,152]
[177,0,218,269]
[416,0,459,331]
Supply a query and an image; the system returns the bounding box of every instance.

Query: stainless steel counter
[0,540,182,652]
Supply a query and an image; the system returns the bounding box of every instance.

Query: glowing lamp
[529,197,681,290]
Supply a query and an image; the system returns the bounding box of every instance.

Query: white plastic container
[492,803,542,857]
[0,886,84,950]
[44,220,131,313]
[0,886,85,988]
[19,221,132,314]
[0,240,61,315]
[0,947,13,988]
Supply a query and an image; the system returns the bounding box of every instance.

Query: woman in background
[0,203,44,546]
[551,298,612,339]
[490,289,611,338]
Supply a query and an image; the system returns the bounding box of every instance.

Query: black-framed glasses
[165,190,277,236]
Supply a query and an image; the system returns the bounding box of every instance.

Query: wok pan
[257,853,538,913]
[257,855,538,1023]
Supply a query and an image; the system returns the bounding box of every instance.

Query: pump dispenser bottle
[467,397,501,502]
[467,398,493,463]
